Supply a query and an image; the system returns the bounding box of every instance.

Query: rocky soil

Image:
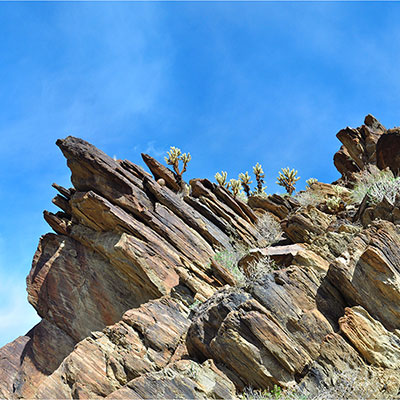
[1,114,400,399]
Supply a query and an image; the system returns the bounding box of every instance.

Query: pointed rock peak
[364,114,385,132]
[141,153,180,192]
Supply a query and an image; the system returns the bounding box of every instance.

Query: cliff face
[2,115,400,399]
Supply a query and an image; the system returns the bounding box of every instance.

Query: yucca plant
[277,167,300,195]
[215,171,230,188]
[253,163,266,194]
[239,171,252,197]
[165,146,191,189]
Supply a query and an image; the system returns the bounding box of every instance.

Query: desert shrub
[312,368,392,400]
[213,249,278,287]
[351,169,400,205]
[255,213,282,246]
[295,191,325,207]
[239,386,306,400]
[238,368,391,400]
[213,248,247,286]
[244,256,278,283]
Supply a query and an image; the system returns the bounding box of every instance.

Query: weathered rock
[248,194,298,220]
[119,159,153,181]
[34,297,190,399]
[298,333,365,395]
[141,153,181,192]
[339,306,400,369]
[238,244,306,270]
[328,220,400,331]
[333,145,360,181]
[336,115,385,171]
[0,336,31,398]
[106,359,236,400]
[356,193,400,227]
[7,117,400,400]
[27,233,146,341]
[0,319,76,400]
[376,128,400,174]
[238,245,329,275]
[282,205,335,244]
[187,265,345,390]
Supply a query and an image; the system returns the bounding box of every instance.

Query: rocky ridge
[1,115,400,398]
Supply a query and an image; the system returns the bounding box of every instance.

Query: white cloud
[144,140,167,158]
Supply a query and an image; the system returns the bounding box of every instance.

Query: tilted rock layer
[2,115,400,399]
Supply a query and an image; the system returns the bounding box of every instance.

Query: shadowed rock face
[3,115,400,399]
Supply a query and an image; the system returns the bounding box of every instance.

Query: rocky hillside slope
[2,115,400,399]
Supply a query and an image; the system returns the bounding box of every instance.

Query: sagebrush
[351,169,400,205]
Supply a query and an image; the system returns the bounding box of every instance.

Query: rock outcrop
[2,115,400,399]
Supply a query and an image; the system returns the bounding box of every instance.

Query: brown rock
[282,205,335,244]
[0,336,31,398]
[248,194,298,220]
[187,266,345,390]
[333,145,360,179]
[376,129,400,175]
[339,306,400,369]
[34,297,190,399]
[334,115,386,179]
[27,233,147,341]
[141,153,181,192]
[328,220,400,331]
[238,244,306,270]
[106,359,236,400]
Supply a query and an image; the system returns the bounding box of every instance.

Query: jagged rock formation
[2,115,400,399]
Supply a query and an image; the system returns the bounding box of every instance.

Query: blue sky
[1,2,400,347]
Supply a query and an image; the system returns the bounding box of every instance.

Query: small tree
[277,167,300,195]
[165,146,191,190]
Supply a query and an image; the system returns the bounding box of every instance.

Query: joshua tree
[277,167,300,195]
[229,179,242,198]
[165,146,191,190]
[215,171,229,188]
[239,171,252,197]
[253,163,266,194]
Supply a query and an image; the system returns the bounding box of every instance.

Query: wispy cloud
[143,140,167,158]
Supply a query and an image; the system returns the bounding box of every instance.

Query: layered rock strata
[2,115,400,399]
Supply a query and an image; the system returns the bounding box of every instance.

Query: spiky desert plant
[306,178,318,189]
[277,167,300,195]
[229,178,242,198]
[215,171,229,188]
[165,146,191,188]
[253,163,266,194]
[239,171,252,197]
